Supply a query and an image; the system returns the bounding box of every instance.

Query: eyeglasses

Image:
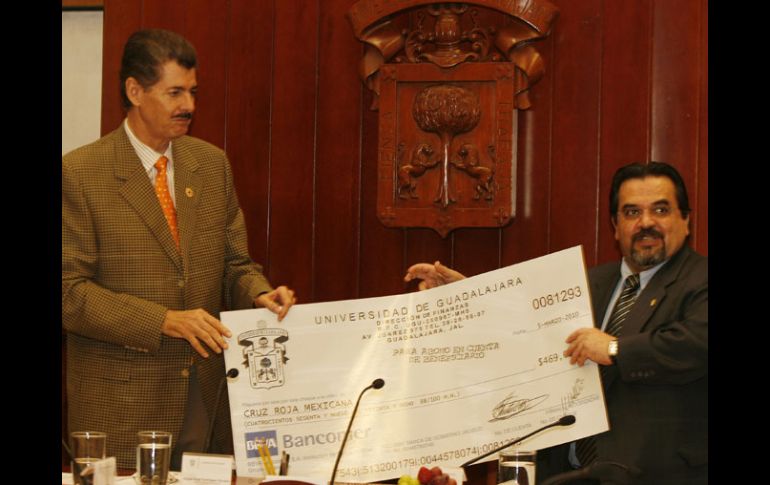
[618,205,676,221]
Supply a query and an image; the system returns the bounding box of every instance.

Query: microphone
[539,461,641,485]
[460,415,576,467]
[329,379,385,485]
[205,368,239,453]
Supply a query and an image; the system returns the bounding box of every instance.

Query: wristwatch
[608,339,619,364]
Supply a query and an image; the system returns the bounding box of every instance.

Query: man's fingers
[277,304,289,321]
[434,262,452,277]
[564,339,584,365]
[565,328,586,343]
[162,309,230,356]
[204,327,228,352]
[182,322,224,356]
[187,336,210,359]
[274,288,296,321]
[257,286,297,320]
[404,263,435,281]
[203,314,232,342]
[192,311,228,352]
[563,343,574,356]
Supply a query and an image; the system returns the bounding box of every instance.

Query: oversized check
[222,245,608,482]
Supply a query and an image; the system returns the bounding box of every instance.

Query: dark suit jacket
[62,126,274,468]
[539,245,707,484]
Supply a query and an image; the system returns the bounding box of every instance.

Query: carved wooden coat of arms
[348,0,558,236]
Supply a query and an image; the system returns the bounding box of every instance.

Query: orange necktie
[154,156,179,248]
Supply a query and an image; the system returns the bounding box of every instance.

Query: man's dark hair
[119,29,197,109]
[609,161,691,222]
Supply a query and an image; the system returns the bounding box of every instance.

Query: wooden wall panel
[548,0,603,261]
[453,228,501,278]
[596,0,653,265]
[359,90,406,298]
[98,0,707,296]
[185,0,228,149]
[226,0,275,270]
[500,56,552,267]
[266,1,319,298]
[650,0,703,250]
[314,0,364,302]
[100,1,141,134]
[695,1,708,255]
[405,229,453,281]
[141,0,186,33]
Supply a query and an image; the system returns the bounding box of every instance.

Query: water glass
[498,448,536,485]
[136,430,172,485]
[70,431,107,485]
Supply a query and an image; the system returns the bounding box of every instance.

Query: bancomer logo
[245,430,278,458]
[283,427,371,448]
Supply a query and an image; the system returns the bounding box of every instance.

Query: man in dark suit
[63,29,297,469]
[404,162,707,484]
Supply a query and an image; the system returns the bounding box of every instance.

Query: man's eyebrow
[621,199,671,208]
[167,84,197,91]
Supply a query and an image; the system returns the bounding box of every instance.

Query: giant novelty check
[222,246,609,482]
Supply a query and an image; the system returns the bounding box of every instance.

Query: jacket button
[178,280,185,288]
[181,368,190,378]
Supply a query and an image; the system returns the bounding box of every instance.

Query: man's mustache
[173,112,193,120]
[632,227,663,243]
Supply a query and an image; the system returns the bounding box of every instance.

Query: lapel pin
[185,187,194,198]
[649,298,657,307]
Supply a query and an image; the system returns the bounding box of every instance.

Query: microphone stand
[329,379,384,485]
[62,438,74,463]
[461,415,576,468]
[205,368,239,453]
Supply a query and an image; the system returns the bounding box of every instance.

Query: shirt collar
[124,118,174,173]
[620,258,666,292]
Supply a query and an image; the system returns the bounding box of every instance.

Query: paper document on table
[222,245,608,482]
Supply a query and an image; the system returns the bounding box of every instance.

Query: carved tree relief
[348,0,558,237]
[412,84,481,208]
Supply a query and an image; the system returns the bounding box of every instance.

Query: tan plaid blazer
[62,126,273,468]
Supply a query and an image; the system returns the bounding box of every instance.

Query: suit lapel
[172,140,201,265]
[113,127,184,271]
[622,246,692,335]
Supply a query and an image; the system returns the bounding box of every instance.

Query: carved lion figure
[452,143,494,200]
[397,143,437,199]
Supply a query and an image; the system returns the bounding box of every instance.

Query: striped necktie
[604,273,641,338]
[154,156,179,248]
[574,273,640,466]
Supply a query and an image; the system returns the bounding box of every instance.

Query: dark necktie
[603,273,641,339]
[574,273,641,466]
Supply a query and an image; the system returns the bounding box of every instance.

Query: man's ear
[125,77,143,107]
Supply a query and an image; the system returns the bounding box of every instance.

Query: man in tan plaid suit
[62,29,296,470]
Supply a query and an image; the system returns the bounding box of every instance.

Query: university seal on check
[238,321,290,390]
